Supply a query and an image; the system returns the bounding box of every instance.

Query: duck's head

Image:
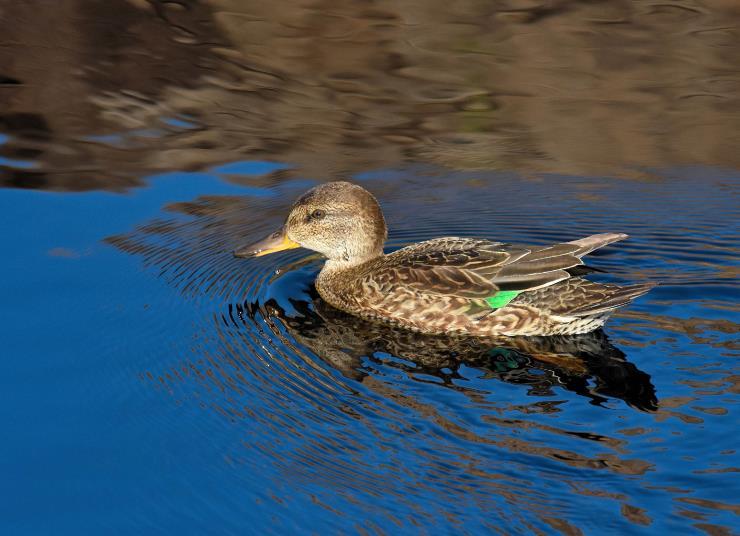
[233,181,387,265]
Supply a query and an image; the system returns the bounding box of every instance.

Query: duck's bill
[233,227,301,258]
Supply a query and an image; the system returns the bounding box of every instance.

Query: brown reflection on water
[2,0,740,190]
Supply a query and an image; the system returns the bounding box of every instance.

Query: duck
[233,181,655,337]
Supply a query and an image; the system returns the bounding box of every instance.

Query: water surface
[1,1,739,534]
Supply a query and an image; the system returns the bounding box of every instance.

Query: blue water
[1,166,737,534]
[3,1,740,531]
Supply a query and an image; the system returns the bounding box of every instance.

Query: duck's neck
[317,251,382,286]
[315,252,383,312]
[321,251,383,274]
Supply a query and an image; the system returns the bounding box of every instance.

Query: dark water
[2,2,740,535]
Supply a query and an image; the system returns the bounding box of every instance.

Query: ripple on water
[107,168,739,533]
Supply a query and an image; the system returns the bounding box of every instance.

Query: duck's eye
[311,209,326,220]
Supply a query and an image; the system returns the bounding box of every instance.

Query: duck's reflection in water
[249,289,657,412]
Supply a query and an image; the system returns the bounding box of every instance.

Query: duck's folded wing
[369,262,499,298]
[493,233,628,291]
[367,234,626,299]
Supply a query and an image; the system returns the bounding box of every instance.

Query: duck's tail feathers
[568,282,657,317]
[568,233,629,257]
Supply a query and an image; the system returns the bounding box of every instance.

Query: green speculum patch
[484,290,521,309]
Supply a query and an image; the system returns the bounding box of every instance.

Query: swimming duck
[234,181,655,336]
